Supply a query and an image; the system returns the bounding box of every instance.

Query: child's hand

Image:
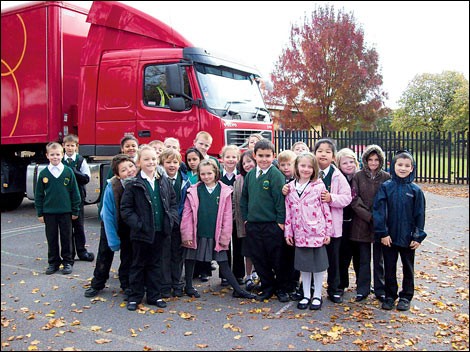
[282,184,290,196]
[323,236,330,245]
[321,190,331,203]
[183,240,193,246]
[286,237,294,246]
[72,215,78,220]
[381,236,392,247]
[410,241,420,250]
[38,216,44,223]
[278,223,285,231]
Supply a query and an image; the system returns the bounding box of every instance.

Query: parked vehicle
[1,1,273,210]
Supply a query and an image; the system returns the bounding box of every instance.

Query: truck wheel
[0,192,24,212]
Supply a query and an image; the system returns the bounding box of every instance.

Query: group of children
[35,131,426,313]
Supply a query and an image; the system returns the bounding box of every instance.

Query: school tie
[258,169,263,178]
[319,170,325,179]
[169,177,176,186]
[67,157,73,165]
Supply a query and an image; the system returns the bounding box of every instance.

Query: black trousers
[326,236,342,297]
[91,222,132,291]
[159,228,181,293]
[44,213,73,267]
[71,204,87,257]
[339,236,358,291]
[353,241,372,296]
[245,222,286,293]
[372,241,385,296]
[382,244,415,301]
[221,222,245,280]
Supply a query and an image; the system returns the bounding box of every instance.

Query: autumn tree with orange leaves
[267,5,389,133]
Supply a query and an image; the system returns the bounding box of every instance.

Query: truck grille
[226,130,273,148]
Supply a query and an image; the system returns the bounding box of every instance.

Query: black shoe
[184,287,200,298]
[382,298,395,310]
[355,294,368,302]
[221,278,229,287]
[328,294,343,304]
[161,291,172,298]
[147,299,167,308]
[297,297,310,310]
[172,288,184,297]
[289,291,303,301]
[232,290,256,299]
[45,265,59,275]
[84,287,100,297]
[396,298,411,311]
[62,263,73,275]
[78,252,95,262]
[310,297,323,310]
[376,294,386,303]
[276,291,290,303]
[256,289,274,302]
[200,276,209,282]
[127,301,138,311]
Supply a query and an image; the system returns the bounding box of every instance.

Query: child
[194,131,221,169]
[277,149,301,300]
[62,134,94,262]
[120,145,179,311]
[350,145,391,302]
[240,140,288,302]
[185,147,204,186]
[120,134,139,162]
[220,145,245,286]
[159,148,191,297]
[335,148,360,297]
[291,141,310,155]
[373,151,427,311]
[284,153,333,310]
[233,150,259,291]
[313,138,352,304]
[180,159,255,299]
[149,139,165,159]
[163,137,180,151]
[85,154,137,298]
[35,142,81,275]
[246,133,264,151]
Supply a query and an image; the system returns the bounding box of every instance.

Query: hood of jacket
[361,144,386,174]
[390,151,416,184]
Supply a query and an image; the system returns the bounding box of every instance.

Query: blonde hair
[137,145,160,178]
[159,148,182,164]
[63,134,79,145]
[163,137,180,150]
[291,141,309,152]
[294,152,319,181]
[149,139,164,147]
[336,148,359,169]
[198,159,220,182]
[277,150,297,163]
[220,144,240,159]
[46,142,63,153]
[195,131,213,143]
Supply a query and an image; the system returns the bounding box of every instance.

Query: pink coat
[180,181,233,251]
[284,179,333,247]
[328,167,352,238]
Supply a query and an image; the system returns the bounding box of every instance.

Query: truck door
[136,62,199,152]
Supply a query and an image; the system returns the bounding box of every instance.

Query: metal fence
[274,130,469,184]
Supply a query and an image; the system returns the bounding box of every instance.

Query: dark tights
[185,259,244,294]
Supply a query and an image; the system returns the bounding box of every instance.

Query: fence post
[448,132,452,184]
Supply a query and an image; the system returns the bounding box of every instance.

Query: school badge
[262,180,270,190]
[43,177,49,184]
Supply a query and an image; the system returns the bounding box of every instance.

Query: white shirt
[256,165,272,178]
[64,152,91,177]
[141,170,157,190]
[48,163,65,178]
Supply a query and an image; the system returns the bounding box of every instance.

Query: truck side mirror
[169,97,185,112]
[166,64,184,95]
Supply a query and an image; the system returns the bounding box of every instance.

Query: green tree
[391,71,469,132]
[266,5,388,132]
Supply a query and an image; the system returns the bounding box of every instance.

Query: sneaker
[245,279,256,291]
[62,263,73,275]
[221,278,229,287]
[147,298,167,308]
[397,298,411,311]
[84,287,100,298]
[251,271,259,282]
[45,265,59,275]
[328,294,343,304]
[78,252,95,262]
[382,298,395,310]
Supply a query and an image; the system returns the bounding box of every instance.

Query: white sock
[313,271,325,299]
[301,271,312,302]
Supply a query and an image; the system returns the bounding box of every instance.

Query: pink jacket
[285,179,333,247]
[328,166,352,238]
[180,181,233,251]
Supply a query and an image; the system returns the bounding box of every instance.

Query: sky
[2,1,469,109]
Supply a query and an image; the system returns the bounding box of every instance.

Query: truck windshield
[195,63,270,122]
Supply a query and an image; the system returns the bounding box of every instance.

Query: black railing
[274,130,469,184]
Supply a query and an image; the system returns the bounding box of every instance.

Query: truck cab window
[144,64,192,109]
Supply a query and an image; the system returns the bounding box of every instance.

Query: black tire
[0,192,24,212]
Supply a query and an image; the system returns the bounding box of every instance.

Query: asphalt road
[1,191,469,351]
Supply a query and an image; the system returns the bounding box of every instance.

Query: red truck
[1,1,273,211]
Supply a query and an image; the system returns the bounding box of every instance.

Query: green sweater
[240,166,286,224]
[35,166,81,216]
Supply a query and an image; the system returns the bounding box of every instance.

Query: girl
[350,145,390,302]
[246,133,264,151]
[121,146,179,311]
[335,148,360,297]
[220,145,245,286]
[233,150,258,291]
[120,134,139,162]
[313,139,352,304]
[180,159,255,300]
[185,147,204,185]
[284,153,333,310]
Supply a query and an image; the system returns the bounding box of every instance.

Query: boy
[291,141,310,155]
[159,148,191,297]
[163,137,181,151]
[277,150,297,184]
[373,151,427,311]
[35,142,81,275]
[62,134,94,262]
[240,140,288,302]
[85,154,137,298]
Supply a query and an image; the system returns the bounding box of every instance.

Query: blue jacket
[373,153,427,247]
